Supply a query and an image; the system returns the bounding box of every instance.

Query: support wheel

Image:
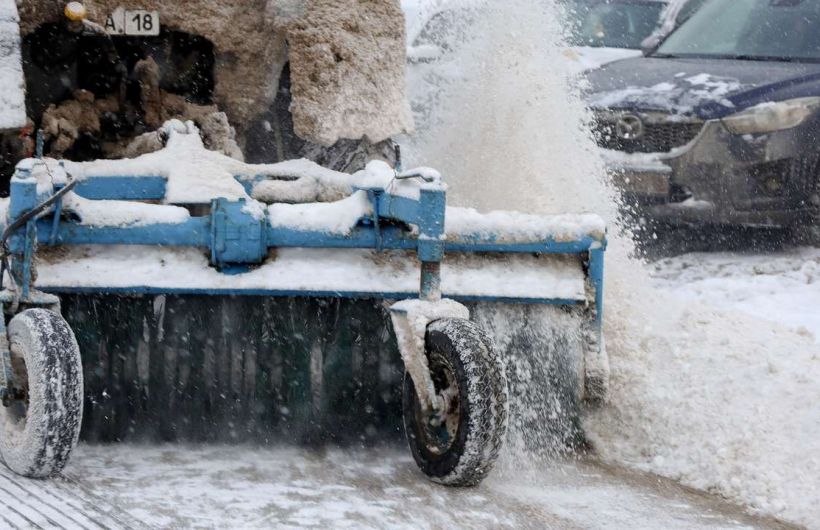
[0,309,83,478]
[402,318,508,486]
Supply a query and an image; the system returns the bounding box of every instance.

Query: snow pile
[403,0,819,526]
[0,0,25,130]
[650,248,820,342]
[62,123,406,209]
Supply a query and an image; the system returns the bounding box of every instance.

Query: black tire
[402,318,508,486]
[0,309,83,478]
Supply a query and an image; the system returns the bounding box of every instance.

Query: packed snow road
[0,445,794,530]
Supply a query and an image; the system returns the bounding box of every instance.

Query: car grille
[594,115,704,154]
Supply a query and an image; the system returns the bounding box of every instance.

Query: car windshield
[566,1,666,49]
[656,0,820,61]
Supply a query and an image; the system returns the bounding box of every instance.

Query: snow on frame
[0,0,26,131]
[9,120,605,242]
[34,245,588,302]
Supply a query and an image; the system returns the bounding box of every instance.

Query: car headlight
[722,97,820,135]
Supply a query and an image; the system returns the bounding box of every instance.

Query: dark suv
[586,0,820,228]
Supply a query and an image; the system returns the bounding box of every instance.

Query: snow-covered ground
[50,444,787,529]
[585,247,820,529]
[650,247,820,340]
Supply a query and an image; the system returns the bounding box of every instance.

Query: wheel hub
[415,352,460,455]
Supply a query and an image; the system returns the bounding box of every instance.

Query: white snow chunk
[599,149,675,172]
[446,207,605,243]
[62,193,190,227]
[0,0,25,130]
[248,158,356,203]
[268,190,372,235]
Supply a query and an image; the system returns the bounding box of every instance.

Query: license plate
[104,8,160,36]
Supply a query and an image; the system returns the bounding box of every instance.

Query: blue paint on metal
[366,190,384,251]
[2,161,607,343]
[38,218,212,246]
[73,176,167,200]
[588,247,605,337]
[210,198,267,267]
[446,237,605,254]
[50,194,63,245]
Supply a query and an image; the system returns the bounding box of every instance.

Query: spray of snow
[403,0,820,526]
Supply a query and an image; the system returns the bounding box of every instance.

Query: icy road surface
[31,445,792,530]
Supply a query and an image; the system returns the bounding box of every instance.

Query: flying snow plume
[404,0,820,525]
[406,1,616,218]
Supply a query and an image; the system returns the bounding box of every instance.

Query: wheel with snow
[402,318,508,486]
[0,309,83,478]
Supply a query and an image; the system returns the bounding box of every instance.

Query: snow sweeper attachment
[0,124,606,485]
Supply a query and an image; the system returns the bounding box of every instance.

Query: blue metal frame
[2,161,606,316]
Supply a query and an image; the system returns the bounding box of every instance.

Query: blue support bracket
[210,198,268,268]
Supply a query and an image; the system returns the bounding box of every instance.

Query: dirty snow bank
[403,0,818,526]
[0,0,26,130]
